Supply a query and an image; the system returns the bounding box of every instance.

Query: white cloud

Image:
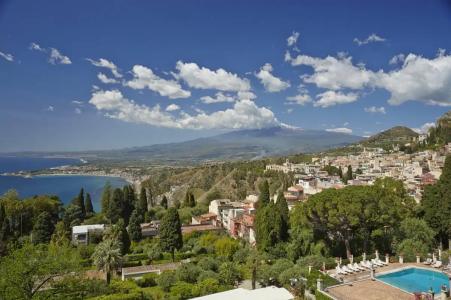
[175,61,251,92]
[200,92,236,104]
[125,65,191,99]
[237,91,257,100]
[72,100,83,106]
[75,107,82,114]
[287,49,451,107]
[343,122,349,126]
[86,58,122,78]
[389,54,405,65]
[49,48,71,65]
[364,106,386,114]
[376,53,451,106]
[287,108,293,114]
[314,91,358,108]
[287,31,300,47]
[166,104,180,112]
[286,52,374,90]
[353,33,386,46]
[413,122,435,134]
[98,72,118,84]
[255,63,290,92]
[286,93,312,105]
[89,89,278,130]
[326,127,353,134]
[30,43,71,65]
[45,105,55,112]
[0,51,13,62]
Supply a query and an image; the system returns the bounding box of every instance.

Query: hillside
[429,110,451,145]
[361,126,418,148]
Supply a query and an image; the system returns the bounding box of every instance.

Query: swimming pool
[377,267,449,294]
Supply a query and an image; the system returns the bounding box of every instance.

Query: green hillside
[361,126,418,148]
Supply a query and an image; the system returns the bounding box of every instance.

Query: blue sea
[0,156,128,211]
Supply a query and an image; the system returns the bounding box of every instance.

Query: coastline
[1,172,134,185]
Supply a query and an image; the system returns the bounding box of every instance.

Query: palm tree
[91,238,122,284]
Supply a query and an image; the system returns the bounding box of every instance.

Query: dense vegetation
[0,148,449,299]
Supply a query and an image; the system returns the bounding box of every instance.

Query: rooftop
[191,286,293,300]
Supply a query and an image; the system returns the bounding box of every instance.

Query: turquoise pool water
[377,267,449,294]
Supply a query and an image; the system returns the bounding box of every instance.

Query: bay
[0,157,128,211]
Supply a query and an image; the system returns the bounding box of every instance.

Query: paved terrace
[324,263,451,300]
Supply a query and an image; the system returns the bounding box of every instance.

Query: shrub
[170,282,194,300]
[176,263,201,283]
[194,278,222,297]
[198,256,219,272]
[197,270,220,282]
[156,271,176,292]
[136,273,158,288]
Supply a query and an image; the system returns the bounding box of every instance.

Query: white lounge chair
[375,258,388,266]
[342,265,354,273]
[371,259,384,267]
[353,262,366,271]
[432,261,442,268]
[336,266,351,275]
[361,260,373,269]
[347,263,361,272]
[443,262,451,270]
[423,258,432,265]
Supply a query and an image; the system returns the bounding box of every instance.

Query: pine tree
[258,180,270,207]
[161,195,168,209]
[32,211,55,244]
[159,207,183,261]
[101,182,112,216]
[138,187,148,214]
[85,193,94,216]
[128,210,142,242]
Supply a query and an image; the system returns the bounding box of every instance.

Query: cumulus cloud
[175,61,251,92]
[287,49,451,107]
[45,105,55,112]
[125,65,191,99]
[0,51,14,62]
[86,58,122,78]
[353,33,386,46]
[287,31,300,47]
[30,42,71,65]
[166,104,180,112]
[286,93,312,105]
[389,54,405,65]
[255,63,290,92]
[72,100,83,105]
[89,89,278,130]
[326,127,353,134]
[286,52,374,90]
[413,122,435,134]
[314,91,358,108]
[237,91,257,100]
[364,106,386,114]
[98,73,118,84]
[200,92,236,104]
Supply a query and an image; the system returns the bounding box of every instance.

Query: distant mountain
[92,126,362,163]
[361,126,418,148]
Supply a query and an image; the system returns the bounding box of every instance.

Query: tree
[159,207,183,261]
[422,154,451,248]
[50,221,71,246]
[32,211,55,244]
[214,237,240,260]
[122,186,134,225]
[108,188,123,224]
[128,210,142,242]
[0,243,80,299]
[161,195,168,209]
[145,243,162,263]
[101,182,112,216]
[72,188,86,218]
[338,166,343,179]
[395,218,435,261]
[218,262,241,286]
[276,191,289,241]
[91,238,122,285]
[85,193,94,216]
[63,204,83,229]
[183,191,196,208]
[258,180,270,207]
[138,187,148,214]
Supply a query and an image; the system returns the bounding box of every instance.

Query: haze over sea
[0,156,128,211]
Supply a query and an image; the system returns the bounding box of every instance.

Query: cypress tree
[138,187,148,213]
[183,191,190,207]
[128,210,142,242]
[73,188,86,218]
[258,180,270,207]
[108,188,124,224]
[117,218,131,255]
[85,193,94,216]
[276,191,289,241]
[32,211,55,244]
[161,195,168,209]
[122,186,134,225]
[159,207,183,261]
[101,182,112,216]
[347,165,353,181]
[189,193,196,207]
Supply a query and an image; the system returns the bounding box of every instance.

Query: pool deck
[324,263,450,300]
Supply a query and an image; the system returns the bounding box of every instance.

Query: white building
[72,224,105,245]
[191,286,294,300]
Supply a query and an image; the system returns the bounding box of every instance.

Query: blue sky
[1,0,451,152]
